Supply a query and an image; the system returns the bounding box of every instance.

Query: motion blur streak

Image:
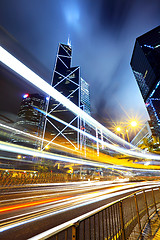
[29,186,160,240]
[0,140,113,168]
[1,140,160,171]
[0,123,77,152]
[1,47,160,161]
[0,46,133,148]
[0,196,69,213]
[1,183,160,233]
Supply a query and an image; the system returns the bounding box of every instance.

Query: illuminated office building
[80,77,91,148]
[44,43,91,149]
[80,77,91,115]
[12,93,46,149]
[130,25,160,137]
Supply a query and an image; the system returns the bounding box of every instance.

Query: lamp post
[115,120,138,142]
[125,129,130,142]
[116,127,125,140]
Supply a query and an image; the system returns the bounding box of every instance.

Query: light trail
[0,182,126,223]
[1,183,160,233]
[29,184,159,240]
[0,121,143,168]
[0,182,114,205]
[1,180,156,206]
[0,123,78,152]
[0,196,69,213]
[0,46,134,149]
[35,107,155,159]
[1,181,122,197]
[0,182,158,220]
[1,46,160,163]
[1,140,160,171]
[0,140,112,168]
[1,113,160,167]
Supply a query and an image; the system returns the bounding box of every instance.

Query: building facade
[43,43,91,149]
[80,77,91,115]
[11,93,46,149]
[130,25,160,137]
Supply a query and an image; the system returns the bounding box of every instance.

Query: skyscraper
[11,93,46,149]
[130,25,160,137]
[43,43,91,149]
[80,77,91,115]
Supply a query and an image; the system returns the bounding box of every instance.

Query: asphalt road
[0,180,160,240]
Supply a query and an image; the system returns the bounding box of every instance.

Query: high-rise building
[11,93,46,149]
[130,25,160,137]
[43,43,91,149]
[80,77,91,115]
[80,77,91,150]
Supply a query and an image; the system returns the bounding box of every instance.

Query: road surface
[0,180,160,239]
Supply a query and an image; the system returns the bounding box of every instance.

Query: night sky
[0,0,160,132]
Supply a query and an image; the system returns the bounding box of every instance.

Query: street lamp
[116,127,125,140]
[130,120,137,127]
[116,127,121,132]
[115,120,138,142]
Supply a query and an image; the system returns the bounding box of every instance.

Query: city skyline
[1,3,160,236]
[1,0,160,131]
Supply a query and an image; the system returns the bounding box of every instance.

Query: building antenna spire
[67,34,71,47]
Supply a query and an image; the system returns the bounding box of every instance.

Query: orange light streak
[0,196,70,213]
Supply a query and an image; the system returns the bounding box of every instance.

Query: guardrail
[29,186,160,240]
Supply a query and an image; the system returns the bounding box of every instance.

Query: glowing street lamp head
[116,127,121,132]
[130,121,137,127]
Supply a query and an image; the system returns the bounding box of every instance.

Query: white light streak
[1,141,160,172]
[0,123,76,152]
[27,183,160,240]
[1,46,160,162]
[0,46,133,149]
[0,141,118,170]
[35,107,160,162]
[1,183,159,234]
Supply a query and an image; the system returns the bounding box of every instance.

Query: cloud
[71,0,160,125]
[0,0,160,127]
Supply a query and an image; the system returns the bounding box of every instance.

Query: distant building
[80,77,91,149]
[43,43,91,149]
[130,25,160,137]
[11,93,46,149]
[0,27,51,148]
[80,78,91,115]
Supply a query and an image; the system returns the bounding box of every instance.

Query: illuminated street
[1,2,160,239]
[0,180,160,239]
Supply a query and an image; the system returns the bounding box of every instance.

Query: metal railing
[29,186,160,240]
